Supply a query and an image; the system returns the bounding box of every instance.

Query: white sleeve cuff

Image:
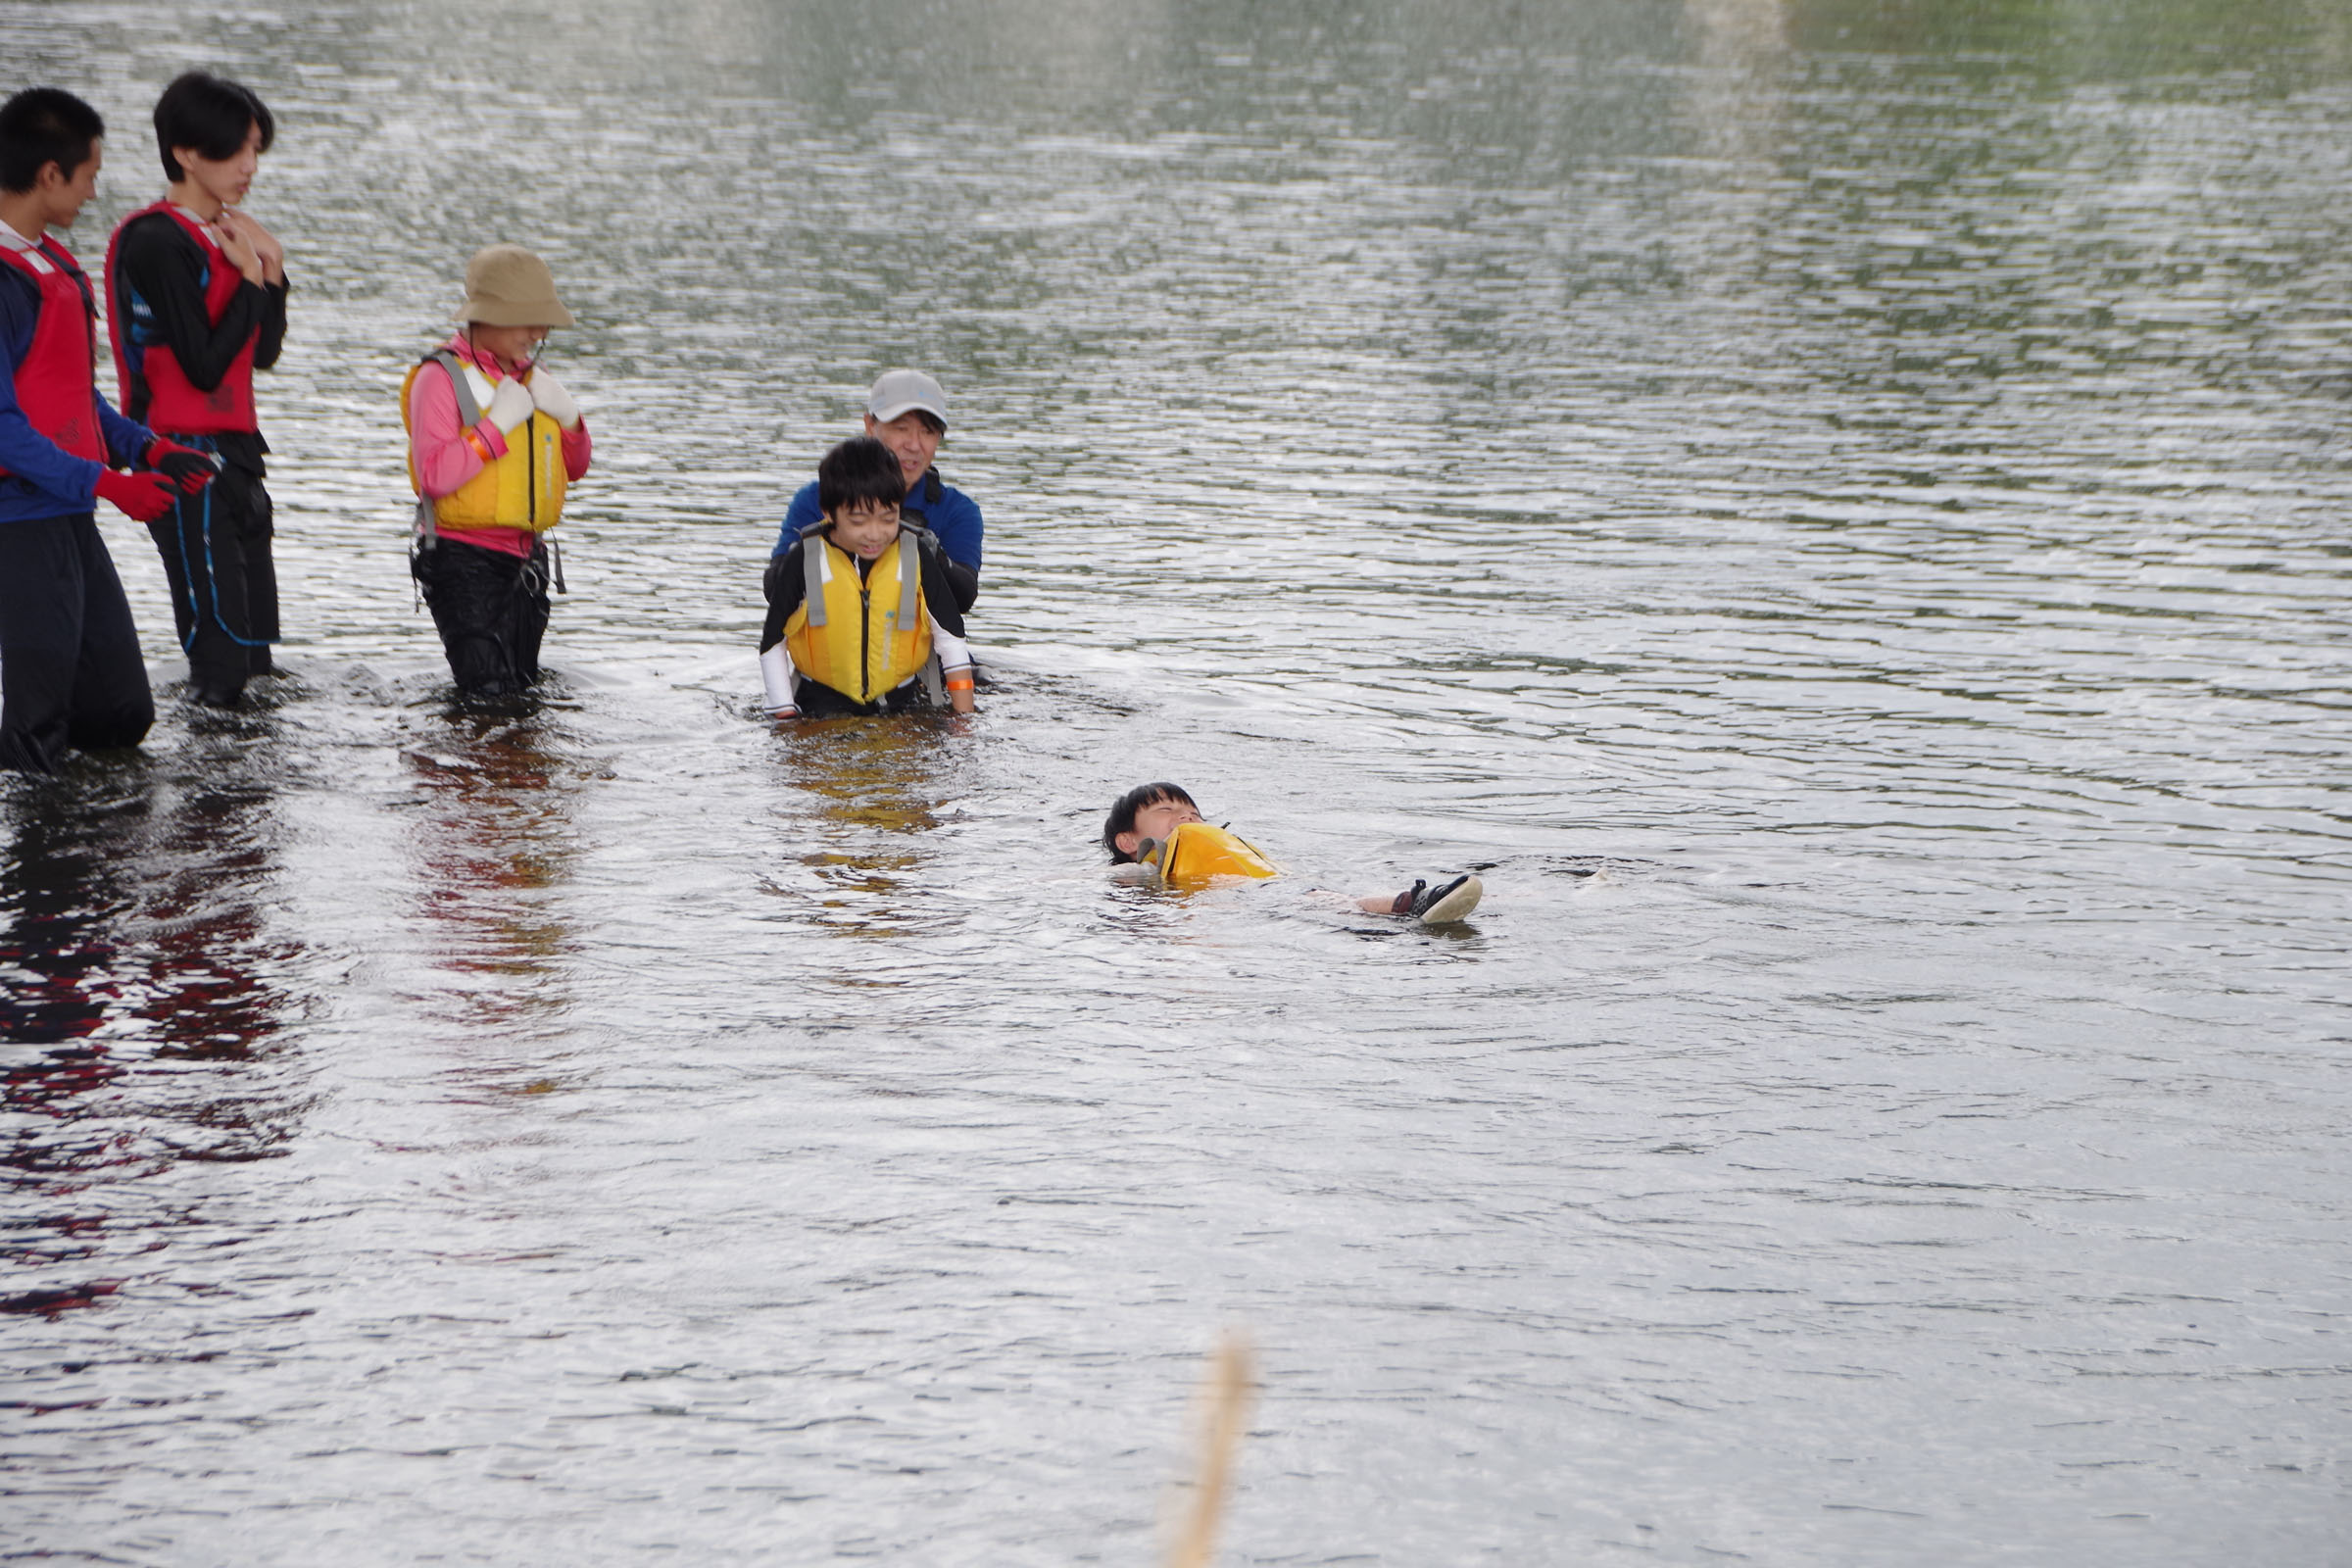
[760,642,798,710]
[927,615,973,674]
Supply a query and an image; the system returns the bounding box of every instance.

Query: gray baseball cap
[867,368,949,428]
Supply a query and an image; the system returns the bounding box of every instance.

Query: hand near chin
[216,209,284,281]
[209,216,263,283]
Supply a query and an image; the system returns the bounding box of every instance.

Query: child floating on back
[1102,782,1483,924]
[760,435,975,718]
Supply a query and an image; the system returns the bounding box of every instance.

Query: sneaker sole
[1417,875,1483,924]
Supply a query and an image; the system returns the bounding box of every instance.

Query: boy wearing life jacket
[0,87,218,774]
[770,369,981,613]
[1102,782,1486,923]
[104,72,288,709]
[759,436,976,719]
[400,245,591,698]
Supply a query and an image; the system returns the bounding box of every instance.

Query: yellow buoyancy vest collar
[1143,821,1280,888]
[800,524,923,637]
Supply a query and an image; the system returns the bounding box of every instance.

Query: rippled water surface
[4,1,2349,1562]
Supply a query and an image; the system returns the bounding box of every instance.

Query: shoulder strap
[425,349,482,427]
[0,242,52,279]
[409,349,480,547]
[802,533,831,627]
[892,529,924,633]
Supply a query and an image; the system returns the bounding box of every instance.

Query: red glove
[95,468,179,522]
[145,438,220,493]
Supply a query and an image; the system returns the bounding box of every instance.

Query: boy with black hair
[759,436,976,719]
[1102,781,1485,923]
[0,86,217,773]
[105,71,288,708]
[771,369,982,612]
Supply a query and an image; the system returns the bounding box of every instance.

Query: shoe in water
[1394,873,1482,923]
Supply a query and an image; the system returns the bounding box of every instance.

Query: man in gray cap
[771,368,980,611]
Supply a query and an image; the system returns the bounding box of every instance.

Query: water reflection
[765,717,962,938]
[0,729,305,1317]
[401,707,585,1019]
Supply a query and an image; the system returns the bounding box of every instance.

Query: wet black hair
[1102,782,1197,863]
[816,436,908,516]
[0,87,103,195]
[154,72,274,182]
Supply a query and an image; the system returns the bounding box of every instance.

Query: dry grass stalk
[1166,1332,1256,1568]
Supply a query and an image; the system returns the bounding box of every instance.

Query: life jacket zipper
[858,568,872,702]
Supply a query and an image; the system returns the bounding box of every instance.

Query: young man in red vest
[105,72,288,709]
[0,87,217,773]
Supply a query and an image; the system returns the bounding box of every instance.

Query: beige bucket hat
[456,244,575,327]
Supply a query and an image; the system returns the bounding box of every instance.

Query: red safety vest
[0,236,103,469]
[104,201,257,434]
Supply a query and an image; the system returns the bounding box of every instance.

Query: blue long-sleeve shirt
[771,467,984,573]
[0,256,151,523]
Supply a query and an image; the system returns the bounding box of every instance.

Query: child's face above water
[828,500,901,561]
[1121,795,1203,855]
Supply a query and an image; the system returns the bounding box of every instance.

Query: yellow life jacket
[399,350,568,533]
[1145,821,1280,888]
[782,527,933,704]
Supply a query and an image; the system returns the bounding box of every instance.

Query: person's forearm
[251,279,289,371]
[125,234,268,391]
[561,420,591,480]
[930,617,976,713]
[97,397,155,469]
[0,407,101,509]
[760,642,799,714]
[943,558,978,612]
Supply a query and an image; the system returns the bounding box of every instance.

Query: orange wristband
[944,675,974,692]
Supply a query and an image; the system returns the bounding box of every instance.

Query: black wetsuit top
[110,212,288,476]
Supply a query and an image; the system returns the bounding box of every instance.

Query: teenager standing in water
[0,87,216,773]
[105,72,288,708]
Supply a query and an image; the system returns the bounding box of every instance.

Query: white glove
[484,377,534,435]
[528,369,581,430]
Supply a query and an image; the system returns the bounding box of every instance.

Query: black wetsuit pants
[0,514,156,773]
[411,535,552,697]
[146,462,278,707]
[792,675,930,717]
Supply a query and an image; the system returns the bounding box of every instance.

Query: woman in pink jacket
[400,244,590,698]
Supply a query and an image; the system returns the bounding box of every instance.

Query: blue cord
[170,434,271,651]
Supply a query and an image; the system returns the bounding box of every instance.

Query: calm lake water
[4,1,2349,1562]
